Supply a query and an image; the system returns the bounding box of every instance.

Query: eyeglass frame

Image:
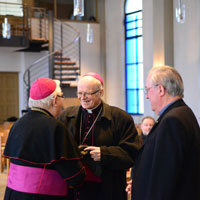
[144,84,159,95]
[57,94,65,98]
[76,89,100,97]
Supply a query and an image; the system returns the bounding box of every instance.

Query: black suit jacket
[132,99,200,200]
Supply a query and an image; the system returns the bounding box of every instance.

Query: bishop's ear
[99,89,104,97]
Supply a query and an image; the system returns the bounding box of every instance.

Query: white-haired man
[131,66,200,200]
[4,78,85,200]
[59,72,140,200]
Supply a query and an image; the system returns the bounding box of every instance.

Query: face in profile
[54,93,64,117]
[145,74,160,115]
[140,118,155,135]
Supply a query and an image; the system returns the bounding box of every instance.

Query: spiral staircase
[0,3,81,109]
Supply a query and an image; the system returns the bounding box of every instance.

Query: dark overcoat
[132,99,200,200]
[4,109,85,200]
[59,102,140,200]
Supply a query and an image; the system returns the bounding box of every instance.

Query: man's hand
[125,179,132,195]
[84,146,101,161]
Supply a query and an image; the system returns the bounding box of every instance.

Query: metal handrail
[0,3,29,37]
[23,20,80,86]
[23,17,81,108]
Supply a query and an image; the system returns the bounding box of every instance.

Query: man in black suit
[130,66,200,200]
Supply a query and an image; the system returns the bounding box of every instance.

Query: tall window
[125,0,144,115]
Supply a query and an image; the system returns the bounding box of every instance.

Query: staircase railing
[53,20,81,84]
[23,18,81,109]
[29,7,48,41]
[0,3,48,42]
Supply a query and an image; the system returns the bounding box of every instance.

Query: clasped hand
[84,146,101,161]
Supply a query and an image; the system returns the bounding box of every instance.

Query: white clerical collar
[86,109,93,113]
[85,102,102,114]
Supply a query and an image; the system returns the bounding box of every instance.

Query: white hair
[78,76,103,91]
[28,80,62,108]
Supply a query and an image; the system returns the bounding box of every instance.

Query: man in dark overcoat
[131,66,200,200]
[4,78,85,200]
[59,72,140,200]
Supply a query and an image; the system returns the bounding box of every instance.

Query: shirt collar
[158,99,180,117]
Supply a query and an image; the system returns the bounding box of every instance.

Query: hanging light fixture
[86,24,93,43]
[73,0,84,17]
[176,0,185,23]
[2,18,11,39]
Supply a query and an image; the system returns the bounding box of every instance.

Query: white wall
[0,47,21,72]
[67,22,101,76]
[104,0,200,124]
[104,0,126,110]
[173,0,200,124]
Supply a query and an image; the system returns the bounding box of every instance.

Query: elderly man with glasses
[130,66,200,200]
[59,72,140,200]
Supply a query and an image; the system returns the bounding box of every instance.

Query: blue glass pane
[126,14,134,23]
[126,28,142,38]
[127,64,137,89]
[126,39,134,63]
[126,39,139,64]
[126,39,143,63]
[127,89,142,114]
[126,64,144,89]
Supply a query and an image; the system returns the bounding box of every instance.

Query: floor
[0,170,7,200]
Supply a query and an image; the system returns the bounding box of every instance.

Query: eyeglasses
[144,84,159,95]
[77,89,100,97]
[57,94,65,98]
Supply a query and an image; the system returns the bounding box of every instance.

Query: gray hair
[149,66,184,98]
[28,80,62,108]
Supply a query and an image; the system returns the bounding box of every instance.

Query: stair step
[54,66,79,70]
[54,56,71,61]
[54,75,78,79]
[54,69,79,73]
[59,77,77,81]
[55,51,63,56]
[41,43,49,48]
[54,61,76,65]
[61,80,78,86]
[31,38,48,42]
[54,71,79,76]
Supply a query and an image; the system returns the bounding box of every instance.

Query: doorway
[0,72,19,124]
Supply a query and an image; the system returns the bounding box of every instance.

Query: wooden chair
[0,127,11,173]
[0,134,6,173]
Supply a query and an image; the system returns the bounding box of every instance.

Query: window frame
[125,1,144,115]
